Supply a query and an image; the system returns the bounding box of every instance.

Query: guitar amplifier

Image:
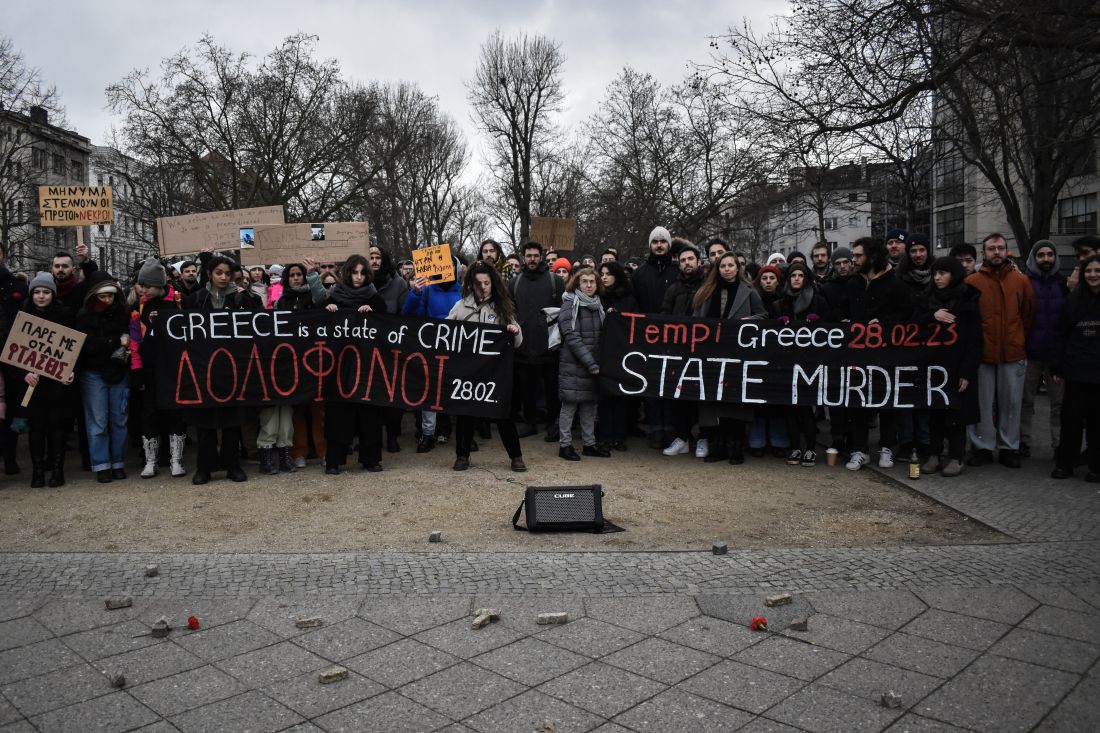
[512,485,605,532]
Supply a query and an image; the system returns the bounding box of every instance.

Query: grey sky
[7,0,786,172]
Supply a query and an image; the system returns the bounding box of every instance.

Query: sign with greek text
[598,313,965,409]
[38,186,113,227]
[240,222,370,266]
[150,311,512,418]
[157,205,286,255]
[412,244,455,284]
[0,312,86,383]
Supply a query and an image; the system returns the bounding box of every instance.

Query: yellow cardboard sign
[38,186,113,227]
[412,244,456,285]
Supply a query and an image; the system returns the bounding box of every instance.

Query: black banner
[152,310,513,418]
[598,313,964,409]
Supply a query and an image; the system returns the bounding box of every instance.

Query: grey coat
[557,293,604,403]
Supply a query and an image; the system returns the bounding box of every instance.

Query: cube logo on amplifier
[513,485,604,532]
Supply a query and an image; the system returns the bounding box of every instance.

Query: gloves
[9,417,28,434]
[806,313,820,323]
[110,346,130,362]
[777,315,791,326]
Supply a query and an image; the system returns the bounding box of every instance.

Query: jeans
[748,411,789,449]
[81,371,129,472]
[969,360,1027,451]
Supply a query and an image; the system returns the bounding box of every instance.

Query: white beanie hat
[648,226,672,245]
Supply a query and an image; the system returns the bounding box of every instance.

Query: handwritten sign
[412,244,455,285]
[157,205,285,256]
[0,311,86,384]
[240,222,370,265]
[530,217,576,252]
[38,186,113,227]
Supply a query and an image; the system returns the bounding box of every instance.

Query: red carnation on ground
[187,615,200,630]
[750,616,768,631]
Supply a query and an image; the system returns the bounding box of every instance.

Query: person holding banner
[278,261,329,469]
[129,259,187,479]
[776,261,828,467]
[1051,255,1100,482]
[18,273,76,488]
[323,254,388,475]
[748,264,791,458]
[370,246,411,453]
[75,273,131,484]
[556,267,610,462]
[691,252,767,464]
[183,256,263,485]
[631,227,680,448]
[447,262,527,472]
[597,261,639,452]
[915,257,983,477]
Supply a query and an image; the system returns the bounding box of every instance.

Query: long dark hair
[462,261,517,323]
[340,254,372,287]
[598,261,632,296]
[693,252,745,312]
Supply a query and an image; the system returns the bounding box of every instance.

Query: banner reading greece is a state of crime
[151,310,513,419]
[597,312,966,409]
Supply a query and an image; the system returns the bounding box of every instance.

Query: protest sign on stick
[38,186,113,227]
[0,312,87,406]
[412,244,455,284]
[240,222,370,265]
[529,217,576,252]
[157,205,285,256]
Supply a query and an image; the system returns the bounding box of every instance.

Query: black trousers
[516,360,560,426]
[382,406,404,438]
[929,410,968,461]
[598,396,628,443]
[456,416,521,459]
[325,402,382,467]
[850,409,897,454]
[1057,380,1100,473]
[196,426,242,473]
[784,407,818,451]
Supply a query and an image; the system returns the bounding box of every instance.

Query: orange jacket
[966,263,1036,363]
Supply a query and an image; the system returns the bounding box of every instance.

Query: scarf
[55,272,80,299]
[563,290,605,331]
[329,281,379,308]
[707,278,740,319]
[782,279,817,317]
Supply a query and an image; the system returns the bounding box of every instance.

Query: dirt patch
[0,433,1006,552]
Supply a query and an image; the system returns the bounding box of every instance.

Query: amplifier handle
[511,500,527,531]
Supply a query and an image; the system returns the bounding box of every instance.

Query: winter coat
[508,263,565,364]
[265,282,283,309]
[601,288,639,314]
[966,263,1036,364]
[661,268,705,316]
[630,252,679,313]
[845,267,914,323]
[447,295,523,348]
[915,284,984,425]
[819,273,851,321]
[1053,290,1100,385]
[15,300,76,416]
[131,287,181,374]
[1024,253,1067,362]
[275,272,326,311]
[402,281,463,320]
[53,259,99,312]
[557,293,604,403]
[76,299,131,384]
[776,286,828,322]
[182,284,262,312]
[374,272,409,315]
[693,282,766,426]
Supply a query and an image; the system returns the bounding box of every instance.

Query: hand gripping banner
[152,310,513,418]
[597,312,966,409]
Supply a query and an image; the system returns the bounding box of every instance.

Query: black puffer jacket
[661,267,705,316]
[76,274,130,384]
[1054,289,1100,385]
[631,252,678,313]
[845,267,914,322]
[558,293,604,403]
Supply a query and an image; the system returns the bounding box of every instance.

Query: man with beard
[51,244,98,311]
[810,242,833,283]
[895,233,934,460]
[885,228,909,268]
[897,234,932,295]
[819,246,852,320]
[631,226,680,447]
[844,237,914,471]
[966,233,1036,468]
[1020,240,1067,458]
[176,260,202,297]
[660,243,708,457]
[509,241,566,440]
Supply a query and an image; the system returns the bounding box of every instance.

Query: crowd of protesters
[0,228,1096,487]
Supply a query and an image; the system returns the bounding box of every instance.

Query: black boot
[277,447,296,473]
[704,440,729,463]
[728,440,745,465]
[30,461,46,488]
[258,447,278,475]
[48,451,66,487]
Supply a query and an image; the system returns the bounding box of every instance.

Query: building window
[1058,194,1097,235]
[848,192,859,203]
[97,224,105,234]
[935,206,965,248]
[97,174,104,186]
[71,161,84,181]
[32,148,46,170]
[848,216,859,227]
[824,217,838,230]
[826,241,837,249]
[866,216,873,227]
[51,154,65,175]
[935,154,964,207]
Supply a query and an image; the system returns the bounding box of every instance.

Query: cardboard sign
[157,205,285,256]
[412,244,455,284]
[38,186,113,227]
[239,222,370,266]
[530,217,577,252]
[0,311,86,384]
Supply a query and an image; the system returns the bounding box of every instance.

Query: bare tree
[468,31,565,244]
[0,37,67,261]
[701,0,1100,254]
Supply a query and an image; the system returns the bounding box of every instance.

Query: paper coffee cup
[825,448,839,466]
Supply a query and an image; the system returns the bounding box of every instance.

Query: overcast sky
[7,0,786,173]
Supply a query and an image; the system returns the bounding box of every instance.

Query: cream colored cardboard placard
[38,185,113,227]
[530,217,577,252]
[0,311,86,384]
[240,222,370,265]
[156,205,285,256]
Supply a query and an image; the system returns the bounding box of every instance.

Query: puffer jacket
[660,267,705,316]
[447,295,523,347]
[557,293,604,403]
[1024,251,1067,361]
[402,280,462,320]
[631,252,679,313]
[966,263,1036,363]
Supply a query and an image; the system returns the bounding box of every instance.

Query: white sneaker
[293,456,307,469]
[878,447,895,468]
[695,438,709,459]
[663,438,690,456]
[846,451,869,471]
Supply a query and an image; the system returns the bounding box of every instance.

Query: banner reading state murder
[151,310,513,418]
[598,313,965,410]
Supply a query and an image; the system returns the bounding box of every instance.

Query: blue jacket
[1024,250,1067,361]
[401,281,462,319]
